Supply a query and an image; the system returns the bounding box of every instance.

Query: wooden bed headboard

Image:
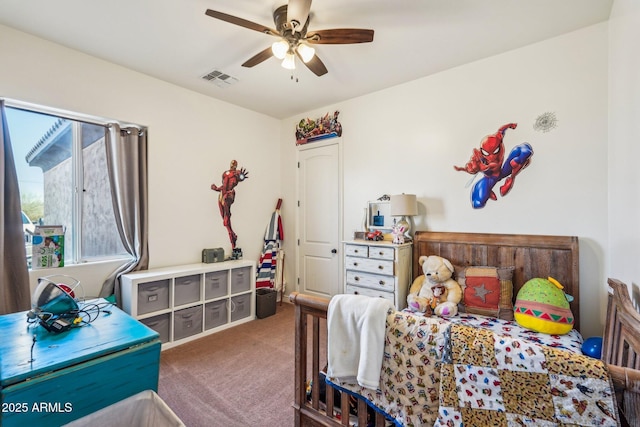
[412,231,580,331]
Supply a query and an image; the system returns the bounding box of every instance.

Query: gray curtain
[0,100,31,314]
[99,123,149,302]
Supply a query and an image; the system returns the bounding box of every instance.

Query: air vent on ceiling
[202,69,238,88]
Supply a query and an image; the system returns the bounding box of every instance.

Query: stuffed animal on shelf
[514,276,574,335]
[407,255,463,317]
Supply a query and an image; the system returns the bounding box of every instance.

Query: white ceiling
[0,0,612,119]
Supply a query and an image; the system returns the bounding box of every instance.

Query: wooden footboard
[290,292,388,427]
[603,278,640,427]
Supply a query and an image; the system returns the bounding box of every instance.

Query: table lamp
[390,194,418,239]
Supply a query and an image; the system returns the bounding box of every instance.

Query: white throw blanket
[326,294,395,389]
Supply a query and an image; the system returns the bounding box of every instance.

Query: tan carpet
[158,301,296,426]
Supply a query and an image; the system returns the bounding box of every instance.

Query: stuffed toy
[392,224,406,244]
[513,276,574,335]
[407,255,462,317]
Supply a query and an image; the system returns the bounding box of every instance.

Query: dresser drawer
[367,246,395,260]
[345,244,368,257]
[345,284,395,303]
[346,270,395,292]
[345,256,394,275]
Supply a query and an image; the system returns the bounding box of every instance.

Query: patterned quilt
[327,311,614,427]
[437,324,619,426]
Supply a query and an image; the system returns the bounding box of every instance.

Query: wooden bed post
[602,278,640,427]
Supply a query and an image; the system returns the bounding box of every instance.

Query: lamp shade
[297,43,315,63]
[282,52,296,70]
[271,40,289,59]
[390,194,418,216]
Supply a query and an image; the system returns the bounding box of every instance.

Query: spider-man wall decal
[454,123,533,209]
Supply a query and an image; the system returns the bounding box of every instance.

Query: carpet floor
[158,301,296,426]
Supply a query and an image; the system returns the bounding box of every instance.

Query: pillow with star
[456,266,515,320]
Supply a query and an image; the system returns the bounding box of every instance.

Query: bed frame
[291,231,640,426]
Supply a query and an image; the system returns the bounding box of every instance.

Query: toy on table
[366,230,384,241]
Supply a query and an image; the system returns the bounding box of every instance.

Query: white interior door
[297,141,342,298]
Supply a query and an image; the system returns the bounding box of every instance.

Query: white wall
[281,24,609,337]
[0,24,282,297]
[608,0,640,299]
[1,18,626,339]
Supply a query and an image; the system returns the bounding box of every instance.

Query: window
[6,106,128,268]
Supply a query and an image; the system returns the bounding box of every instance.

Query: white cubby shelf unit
[121,260,256,350]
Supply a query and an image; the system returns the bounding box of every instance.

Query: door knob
[331,248,338,254]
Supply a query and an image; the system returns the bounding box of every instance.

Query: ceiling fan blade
[205,9,278,36]
[286,0,312,32]
[306,28,374,44]
[297,51,328,76]
[242,47,274,68]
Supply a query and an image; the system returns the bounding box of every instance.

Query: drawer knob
[354,276,360,281]
[378,252,384,256]
[379,280,385,285]
[378,265,383,270]
[354,262,359,267]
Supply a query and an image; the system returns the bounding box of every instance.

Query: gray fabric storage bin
[230,266,251,293]
[205,299,228,330]
[205,270,228,299]
[256,288,276,319]
[173,305,203,341]
[137,279,170,315]
[63,390,184,427]
[140,313,171,343]
[230,293,251,322]
[174,274,201,306]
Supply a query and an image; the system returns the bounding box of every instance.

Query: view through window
[6,106,128,268]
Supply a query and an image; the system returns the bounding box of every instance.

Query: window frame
[5,98,134,267]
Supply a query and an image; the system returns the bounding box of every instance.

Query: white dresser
[343,240,412,310]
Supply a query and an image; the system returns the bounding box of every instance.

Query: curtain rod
[1,96,145,130]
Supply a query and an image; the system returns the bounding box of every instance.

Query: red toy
[366,230,384,241]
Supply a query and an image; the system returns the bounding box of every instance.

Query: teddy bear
[406,255,463,317]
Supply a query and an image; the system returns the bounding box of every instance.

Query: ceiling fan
[205,0,374,76]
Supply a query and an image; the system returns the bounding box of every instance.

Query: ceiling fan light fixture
[205,3,374,77]
[282,52,296,70]
[271,39,289,60]
[297,43,315,63]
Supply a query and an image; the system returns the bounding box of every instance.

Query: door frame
[295,137,344,295]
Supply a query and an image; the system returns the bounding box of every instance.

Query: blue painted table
[0,299,161,426]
